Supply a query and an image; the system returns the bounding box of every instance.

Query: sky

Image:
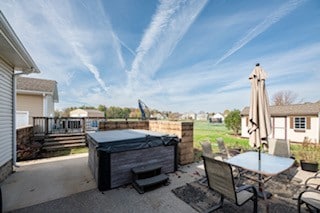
[1,0,319,113]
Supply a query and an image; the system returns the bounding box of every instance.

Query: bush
[224,109,241,135]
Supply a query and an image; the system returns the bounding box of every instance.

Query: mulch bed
[172,171,305,213]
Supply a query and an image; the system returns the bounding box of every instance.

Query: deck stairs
[42,133,87,151]
[131,164,169,194]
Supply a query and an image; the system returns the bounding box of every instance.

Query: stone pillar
[149,121,194,165]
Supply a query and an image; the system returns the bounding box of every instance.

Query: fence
[33,117,106,135]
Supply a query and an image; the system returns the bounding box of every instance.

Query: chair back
[201,141,213,157]
[216,138,231,158]
[268,138,290,158]
[202,155,237,203]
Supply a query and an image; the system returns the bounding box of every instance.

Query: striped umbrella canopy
[248,64,272,148]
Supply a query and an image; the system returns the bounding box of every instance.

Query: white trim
[17,89,53,96]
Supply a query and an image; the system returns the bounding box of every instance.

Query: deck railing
[33,117,107,135]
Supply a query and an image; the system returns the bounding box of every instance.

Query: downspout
[12,71,25,167]
[318,112,320,144]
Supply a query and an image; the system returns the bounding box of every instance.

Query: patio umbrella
[247,63,272,198]
[248,63,272,151]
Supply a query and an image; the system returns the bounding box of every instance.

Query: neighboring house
[181,112,196,120]
[209,113,225,123]
[16,77,59,127]
[241,102,320,143]
[196,112,208,121]
[0,11,40,182]
[70,109,105,131]
[70,109,104,118]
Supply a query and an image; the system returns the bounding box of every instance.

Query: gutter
[12,71,25,167]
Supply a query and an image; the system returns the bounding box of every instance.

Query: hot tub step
[132,164,162,175]
[133,174,169,194]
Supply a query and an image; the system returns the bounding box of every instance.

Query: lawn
[193,120,250,152]
[193,120,320,167]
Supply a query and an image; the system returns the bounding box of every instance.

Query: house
[69,109,104,118]
[181,112,196,120]
[196,112,208,121]
[70,109,105,131]
[241,102,320,143]
[16,76,59,127]
[0,11,40,182]
[209,113,225,123]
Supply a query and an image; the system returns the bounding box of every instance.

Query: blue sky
[1,0,319,113]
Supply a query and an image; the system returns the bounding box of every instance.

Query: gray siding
[0,60,13,167]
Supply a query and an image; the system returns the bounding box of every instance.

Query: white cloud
[128,0,208,86]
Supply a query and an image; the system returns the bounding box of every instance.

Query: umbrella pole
[257,146,272,200]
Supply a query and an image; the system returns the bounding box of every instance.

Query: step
[44,136,86,142]
[132,164,162,175]
[43,139,86,146]
[42,143,86,151]
[133,174,169,194]
[46,133,86,138]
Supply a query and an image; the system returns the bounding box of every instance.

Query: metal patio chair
[268,138,291,158]
[298,172,320,212]
[202,155,258,212]
[216,138,241,160]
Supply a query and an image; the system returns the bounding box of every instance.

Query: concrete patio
[1,153,317,213]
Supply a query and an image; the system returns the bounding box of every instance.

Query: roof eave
[0,11,40,74]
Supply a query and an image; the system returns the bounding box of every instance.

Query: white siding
[287,116,319,143]
[241,117,249,137]
[45,95,55,117]
[16,111,29,128]
[0,61,13,167]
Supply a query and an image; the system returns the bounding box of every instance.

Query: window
[294,117,306,130]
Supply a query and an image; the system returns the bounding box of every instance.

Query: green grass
[193,120,320,167]
[193,121,250,152]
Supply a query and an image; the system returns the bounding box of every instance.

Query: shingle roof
[17,76,56,93]
[241,102,320,116]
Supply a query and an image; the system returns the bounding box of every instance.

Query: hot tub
[87,129,179,191]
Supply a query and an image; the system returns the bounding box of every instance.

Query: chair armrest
[298,188,320,202]
[305,176,320,190]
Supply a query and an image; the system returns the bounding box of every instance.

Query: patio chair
[216,138,241,160]
[201,141,214,158]
[297,172,320,212]
[268,138,291,158]
[202,155,258,212]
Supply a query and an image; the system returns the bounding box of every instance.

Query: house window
[294,117,306,130]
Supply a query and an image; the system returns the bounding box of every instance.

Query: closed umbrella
[248,63,272,198]
[248,63,271,150]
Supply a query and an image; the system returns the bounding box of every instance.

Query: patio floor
[1,153,317,213]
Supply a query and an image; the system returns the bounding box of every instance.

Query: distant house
[241,102,320,143]
[70,109,105,131]
[70,109,104,118]
[196,112,208,121]
[0,11,40,182]
[181,112,196,120]
[209,113,225,123]
[16,77,59,127]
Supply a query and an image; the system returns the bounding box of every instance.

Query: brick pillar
[149,120,194,165]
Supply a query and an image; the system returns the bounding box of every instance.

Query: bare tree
[272,90,298,106]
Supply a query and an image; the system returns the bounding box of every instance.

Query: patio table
[226,151,295,199]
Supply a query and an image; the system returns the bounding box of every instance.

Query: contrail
[128,0,208,81]
[215,0,307,65]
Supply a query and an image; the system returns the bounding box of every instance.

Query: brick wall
[16,125,41,161]
[149,121,194,165]
[0,160,12,183]
[98,121,149,131]
[99,120,194,165]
